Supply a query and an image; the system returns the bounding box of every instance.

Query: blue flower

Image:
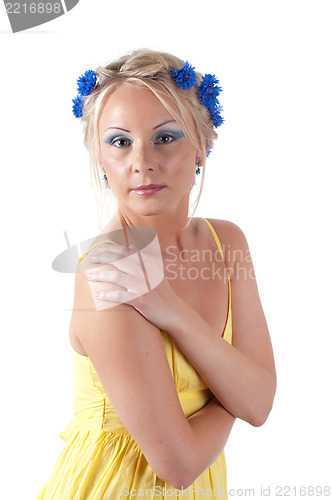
[77,70,97,96]
[172,61,197,90]
[197,74,222,112]
[72,95,85,118]
[205,147,212,158]
[209,105,224,128]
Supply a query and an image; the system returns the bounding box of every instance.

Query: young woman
[37,50,276,499]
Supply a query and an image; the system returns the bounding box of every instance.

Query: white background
[1,1,331,498]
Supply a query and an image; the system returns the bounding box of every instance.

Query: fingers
[86,269,129,289]
[93,289,138,303]
[87,244,138,264]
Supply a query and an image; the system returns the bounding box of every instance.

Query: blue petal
[197,73,223,111]
[72,95,85,118]
[172,61,197,90]
[209,105,224,128]
[77,70,97,96]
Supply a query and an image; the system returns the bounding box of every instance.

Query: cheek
[100,147,128,175]
[169,148,196,178]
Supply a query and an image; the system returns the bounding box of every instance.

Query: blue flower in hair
[172,61,197,90]
[197,74,222,112]
[77,69,97,96]
[72,94,85,118]
[209,105,224,128]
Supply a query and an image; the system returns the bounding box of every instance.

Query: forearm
[187,397,235,471]
[163,397,235,489]
[171,300,276,426]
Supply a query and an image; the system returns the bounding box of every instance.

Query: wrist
[170,297,197,338]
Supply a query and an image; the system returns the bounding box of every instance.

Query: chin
[128,200,169,218]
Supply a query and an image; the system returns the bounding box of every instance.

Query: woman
[37,50,276,499]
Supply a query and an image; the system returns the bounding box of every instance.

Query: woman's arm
[160,220,276,427]
[86,221,276,428]
[70,263,235,490]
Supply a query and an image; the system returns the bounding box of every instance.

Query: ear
[195,145,205,164]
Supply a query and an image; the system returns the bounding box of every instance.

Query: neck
[112,200,197,251]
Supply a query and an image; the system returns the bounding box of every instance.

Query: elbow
[150,450,198,490]
[249,409,271,428]
[249,380,276,428]
[153,461,196,490]
[162,469,195,491]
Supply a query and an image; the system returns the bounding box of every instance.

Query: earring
[195,159,202,175]
[103,173,107,181]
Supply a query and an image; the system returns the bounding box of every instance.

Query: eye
[154,133,175,145]
[106,136,133,148]
[153,130,184,145]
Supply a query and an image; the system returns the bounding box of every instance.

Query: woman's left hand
[84,242,185,332]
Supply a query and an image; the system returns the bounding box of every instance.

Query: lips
[132,184,165,196]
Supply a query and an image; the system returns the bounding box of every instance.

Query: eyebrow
[153,120,177,130]
[104,126,131,133]
[104,120,177,134]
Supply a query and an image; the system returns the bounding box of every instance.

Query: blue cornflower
[205,147,213,158]
[209,105,224,128]
[72,95,85,118]
[172,61,197,90]
[197,74,222,112]
[77,69,97,96]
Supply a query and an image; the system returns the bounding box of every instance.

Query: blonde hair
[79,49,218,218]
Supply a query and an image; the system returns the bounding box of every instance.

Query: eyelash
[154,133,177,145]
[106,132,182,149]
[109,136,132,148]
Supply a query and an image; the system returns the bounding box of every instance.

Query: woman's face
[98,83,199,219]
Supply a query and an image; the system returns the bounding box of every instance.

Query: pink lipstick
[132,184,165,196]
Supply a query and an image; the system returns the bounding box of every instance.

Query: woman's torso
[70,217,233,355]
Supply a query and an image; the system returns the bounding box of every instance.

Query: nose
[131,141,156,174]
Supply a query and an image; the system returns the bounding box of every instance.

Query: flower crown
[171,61,224,128]
[72,61,224,129]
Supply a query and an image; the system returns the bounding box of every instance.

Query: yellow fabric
[77,239,120,264]
[36,219,232,499]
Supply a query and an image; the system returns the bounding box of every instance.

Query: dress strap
[77,239,120,264]
[202,218,224,260]
[202,218,232,344]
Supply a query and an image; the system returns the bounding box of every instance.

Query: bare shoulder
[69,250,158,353]
[68,251,193,483]
[201,218,250,277]
[203,218,248,246]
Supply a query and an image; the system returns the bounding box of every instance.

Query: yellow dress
[36,218,232,499]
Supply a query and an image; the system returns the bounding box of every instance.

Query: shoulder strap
[202,218,224,260]
[77,239,120,264]
[202,218,232,344]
